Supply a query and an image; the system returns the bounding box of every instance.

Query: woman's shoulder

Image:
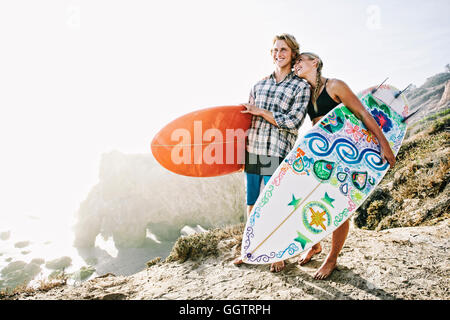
[326,78,347,88]
[326,78,352,94]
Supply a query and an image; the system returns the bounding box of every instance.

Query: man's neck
[273,66,292,83]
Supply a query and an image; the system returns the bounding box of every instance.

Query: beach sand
[9,218,449,300]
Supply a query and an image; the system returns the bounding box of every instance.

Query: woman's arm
[332,80,396,167]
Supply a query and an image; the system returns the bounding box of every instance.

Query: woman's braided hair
[301,52,323,113]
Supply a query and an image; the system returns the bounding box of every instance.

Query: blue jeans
[246,173,271,205]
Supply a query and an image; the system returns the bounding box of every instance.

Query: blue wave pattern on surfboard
[242,90,408,263]
[304,132,389,171]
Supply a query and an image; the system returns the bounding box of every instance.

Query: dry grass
[164,223,244,263]
[146,257,161,267]
[0,276,67,300]
[394,160,450,201]
[364,200,389,230]
[354,117,450,230]
[405,108,450,138]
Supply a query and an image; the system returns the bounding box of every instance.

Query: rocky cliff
[72,151,246,248]
[404,71,450,137]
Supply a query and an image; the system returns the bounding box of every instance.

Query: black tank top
[307,79,340,120]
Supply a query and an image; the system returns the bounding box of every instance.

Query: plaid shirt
[247,72,311,158]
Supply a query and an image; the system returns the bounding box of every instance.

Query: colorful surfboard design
[241,84,409,264]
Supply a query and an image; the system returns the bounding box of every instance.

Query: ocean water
[0,213,175,291]
[0,152,247,292]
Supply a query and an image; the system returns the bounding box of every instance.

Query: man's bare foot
[313,257,337,280]
[298,243,322,266]
[270,260,285,272]
[233,257,243,265]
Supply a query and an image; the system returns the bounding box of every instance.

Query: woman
[293,52,396,280]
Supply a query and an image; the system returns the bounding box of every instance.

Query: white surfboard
[241,84,409,264]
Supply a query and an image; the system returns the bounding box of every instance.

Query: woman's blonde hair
[271,33,300,68]
[300,52,323,113]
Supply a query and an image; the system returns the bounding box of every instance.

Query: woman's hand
[380,142,396,168]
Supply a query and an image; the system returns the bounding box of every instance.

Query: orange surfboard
[151,105,252,177]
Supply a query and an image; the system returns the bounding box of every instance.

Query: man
[234,34,311,272]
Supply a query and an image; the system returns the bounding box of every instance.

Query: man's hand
[241,103,261,116]
[241,103,278,127]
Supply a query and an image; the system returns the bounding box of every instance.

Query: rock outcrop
[73,151,246,248]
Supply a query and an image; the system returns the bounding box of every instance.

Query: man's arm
[272,82,310,130]
[242,80,311,130]
[243,83,279,126]
[242,81,311,130]
[241,103,278,126]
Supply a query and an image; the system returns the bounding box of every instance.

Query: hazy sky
[0,0,449,222]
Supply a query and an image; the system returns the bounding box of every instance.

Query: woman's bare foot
[298,243,322,266]
[313,257,337,280]
[270,260,285,272]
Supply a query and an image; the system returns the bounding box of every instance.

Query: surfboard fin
[394,84,412,99]
[371,77,389,94]
[387,83,412,106]
[401,108,421,123]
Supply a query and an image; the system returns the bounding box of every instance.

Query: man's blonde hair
[271,33,300,68]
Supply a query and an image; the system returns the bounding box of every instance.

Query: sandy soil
[10,218,449,300]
